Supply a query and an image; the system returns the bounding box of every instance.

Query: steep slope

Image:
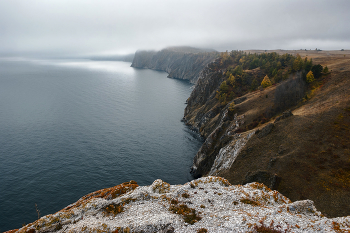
[7,177,350,233]
[131,46,218,83]
[184,50,350,217]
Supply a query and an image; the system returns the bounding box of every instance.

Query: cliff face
[8,177,350,233]
[131,48,350,217]
[131,46,218,84]
[7,50,350,232]
[184,50,350,218]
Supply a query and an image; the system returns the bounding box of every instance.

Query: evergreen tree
[304,58,313,72]
[251,78,259,90]
[233,65,243,76]
[293,54,303,71]
[311,64,323,79]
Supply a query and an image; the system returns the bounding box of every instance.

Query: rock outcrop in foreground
[9,177,350,233]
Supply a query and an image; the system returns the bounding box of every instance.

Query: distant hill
[131,46,219,84]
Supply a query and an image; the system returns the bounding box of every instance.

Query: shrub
[323,66,329,74]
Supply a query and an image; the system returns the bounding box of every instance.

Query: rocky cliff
[7,50,350,232]
[131,46,218,84]
[183,50,350,218]
[7,177,350,233]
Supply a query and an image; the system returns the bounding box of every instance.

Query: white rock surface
[13,177,350,233]
[209,131,254,176]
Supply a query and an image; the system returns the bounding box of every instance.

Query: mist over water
[0,59,202,231]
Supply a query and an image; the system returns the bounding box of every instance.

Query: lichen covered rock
[8,177,350,233]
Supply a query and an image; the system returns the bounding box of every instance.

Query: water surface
[0,59,202,231]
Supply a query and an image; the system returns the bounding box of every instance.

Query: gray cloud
[0,0,349,57]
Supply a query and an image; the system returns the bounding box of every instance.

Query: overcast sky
[0,0,349,57]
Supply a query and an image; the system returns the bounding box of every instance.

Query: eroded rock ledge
[8,177,350,233]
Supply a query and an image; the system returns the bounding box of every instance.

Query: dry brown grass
[219,51,350,217]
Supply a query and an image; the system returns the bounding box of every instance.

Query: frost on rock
[10,177,350,233]
[209,131,255,176]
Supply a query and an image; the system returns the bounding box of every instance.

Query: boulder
[255,123,274,138]
[274,110,293,123]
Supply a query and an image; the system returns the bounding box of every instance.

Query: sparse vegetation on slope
[184,49,350,217]
[214,51,322,107]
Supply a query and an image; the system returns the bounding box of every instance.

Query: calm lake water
[0,58,202,231]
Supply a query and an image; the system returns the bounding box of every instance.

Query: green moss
[103,204,124,216]
[25,229,36,233]
[251,223,286,233]
[169,203,202,224]
[197,228,208,233]
[241,198,261,206]
[182,193,190,198]
[54,223,62,231]
[171,199,179,205]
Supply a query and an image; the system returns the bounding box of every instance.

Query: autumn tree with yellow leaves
[261,75,272,88]
[306,71,315,83]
